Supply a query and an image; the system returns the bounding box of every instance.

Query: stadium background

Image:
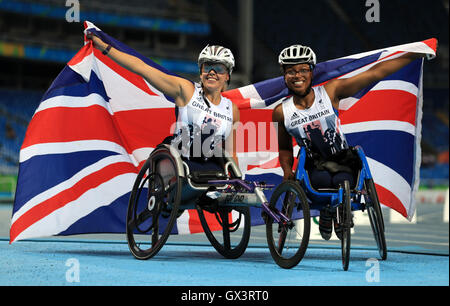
[0,0,448,201]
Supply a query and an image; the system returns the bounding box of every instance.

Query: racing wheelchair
[267,145,387,270]
[126,143,311,263]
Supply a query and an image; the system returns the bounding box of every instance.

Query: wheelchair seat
[314,187,342,193]
[184,156,241,188]
[189,171,228,184]
[183,157,228,185]
[152,143,242,190]
[303,147,362,192]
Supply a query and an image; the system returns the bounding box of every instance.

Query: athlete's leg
[309,169,333,189]
[331,172,354,189]
[309,169,334,240]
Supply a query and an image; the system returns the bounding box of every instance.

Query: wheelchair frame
[296,145,372,210]
[125,144,301,264]
[289,145,387,270]
[125,143,386,270]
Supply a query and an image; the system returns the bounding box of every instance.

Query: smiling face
[200,62,230,92]
[283,63,313,97]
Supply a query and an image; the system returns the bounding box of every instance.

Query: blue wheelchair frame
[284,144,388,270]
[295,145,372,212]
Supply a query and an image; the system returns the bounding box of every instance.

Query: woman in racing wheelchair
[87,34,244,259]
[272,45,425,266]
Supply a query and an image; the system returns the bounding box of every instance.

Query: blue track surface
[1,238,448,286]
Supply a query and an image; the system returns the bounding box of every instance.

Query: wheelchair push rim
[266,180,311,269]
[126,149,182,260]
[338,180,352,271]
[364,178,387,260]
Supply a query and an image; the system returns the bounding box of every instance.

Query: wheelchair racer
[272,44,426,240]
[87,32,240,170]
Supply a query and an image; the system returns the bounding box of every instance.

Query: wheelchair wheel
[365,178,387,260]
[197,206,251,259]
[266,180,310,269]
[339,180,352,271]
[126,148,182,260]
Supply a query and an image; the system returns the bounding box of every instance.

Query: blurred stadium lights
[0,0,211,79]
[0,0,210,34]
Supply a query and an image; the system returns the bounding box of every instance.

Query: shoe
[319,209,333,240]
[333,214,342,240]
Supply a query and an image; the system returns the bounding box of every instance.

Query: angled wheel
[365,178,387,260]
[266,180,310,269]
[197,205,251,259]
[339,180,352,271]
[126,148,182,260]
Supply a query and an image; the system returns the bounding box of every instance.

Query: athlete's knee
[332,172,354,188]
[310,169,333,189]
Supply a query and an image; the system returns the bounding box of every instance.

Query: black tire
[266,180,310,269]
[339,180,352,271]
[126,149,182,260]
[197,206,251,259]
[365,178,387,260]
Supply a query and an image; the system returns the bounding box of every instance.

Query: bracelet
[102,44,112,55]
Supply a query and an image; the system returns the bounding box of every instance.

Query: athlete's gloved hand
[283,171,295,181]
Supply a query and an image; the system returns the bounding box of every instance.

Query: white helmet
[198,45,235,74]
[278,44,316,67]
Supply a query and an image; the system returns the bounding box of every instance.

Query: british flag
[10,21,436,242]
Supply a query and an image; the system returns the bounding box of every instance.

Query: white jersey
[282,85,348,159]
[171,83,234,158]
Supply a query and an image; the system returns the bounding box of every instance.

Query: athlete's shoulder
[273,95,292,110]
[272,102,285,122]
[281,95,292,103]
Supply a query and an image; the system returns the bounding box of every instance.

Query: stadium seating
[422,113,449,151]
[0,89,42,174]
[0,0,209,77]
[250,0,448,86]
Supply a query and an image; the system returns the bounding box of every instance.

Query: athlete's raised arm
[324,52,426,109]
[86,32,194,107]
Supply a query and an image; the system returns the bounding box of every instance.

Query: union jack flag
[10,21,436,242]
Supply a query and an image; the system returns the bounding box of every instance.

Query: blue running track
[0,238,448,286]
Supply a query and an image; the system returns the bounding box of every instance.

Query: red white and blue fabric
[10,21,437,242]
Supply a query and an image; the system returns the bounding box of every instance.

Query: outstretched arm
[273,104,295,181]
[325,52,423,108]
[87,33,194,107]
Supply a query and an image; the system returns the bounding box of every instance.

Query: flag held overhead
[10,21,436,242]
